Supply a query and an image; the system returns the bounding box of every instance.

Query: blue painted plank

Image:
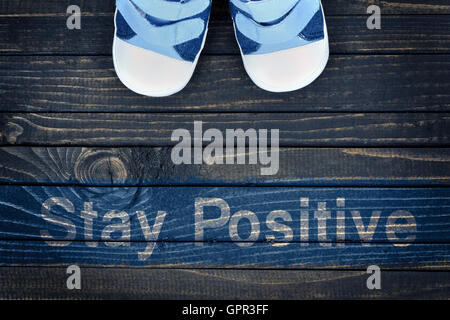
[0,240,448,268]
[0,186,449,268]
[1,186,449,243]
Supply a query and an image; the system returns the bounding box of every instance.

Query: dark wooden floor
[0,0,449,299]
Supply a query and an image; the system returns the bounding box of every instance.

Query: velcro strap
[132,0,210,21]
[235,0,320,44]
[230,0,300,23]
[116,0,205,46]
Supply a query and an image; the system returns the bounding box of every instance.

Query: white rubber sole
[236,6,329,93]
[112,9,208,97]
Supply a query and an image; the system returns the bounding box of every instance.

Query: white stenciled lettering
[101,210,130,247]
[195,198,231,245]
[266,210,293,247]
[41,197,76,247]
[229,210,260,247]
[315,202,331,247]
[136,210,167,261]
[81,202,97,247]
[351,210,381,246]
[385,210,417,247]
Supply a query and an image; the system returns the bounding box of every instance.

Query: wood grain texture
[1,55,448,112]
[2,15,449,55]
[1,0,449,15]
[2,185,449,242]
[1,147,450,186]
[0,0,449,299]
[1,267,449,299]
[1,113,449,146]
[1,239,448,269]
[0,186,449,269]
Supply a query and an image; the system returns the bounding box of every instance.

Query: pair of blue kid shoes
[113,0,329,97]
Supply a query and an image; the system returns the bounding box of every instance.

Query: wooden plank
[1,267,449,299]
[2,185,448,243]
[2,185,449,243]
[1,55,448,112]
[2,15,449,55]
[1,113,449,147]
[0,186,449,268]
[1,147,450,186]
[1,240,448,269]
[1,0,449,15]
